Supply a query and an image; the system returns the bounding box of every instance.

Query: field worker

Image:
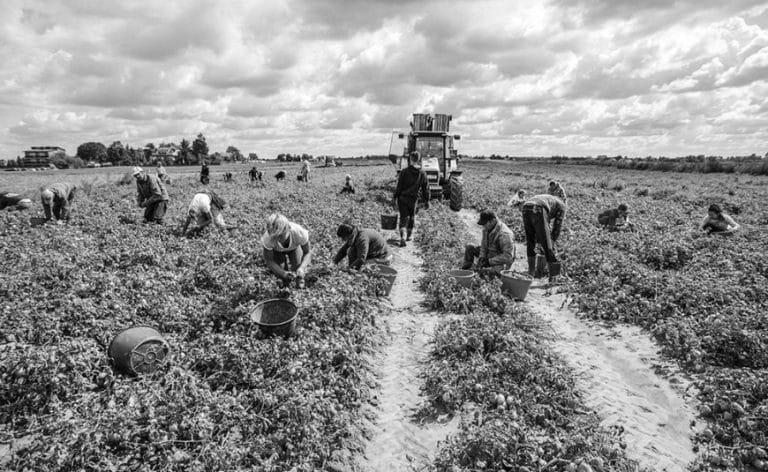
[132,166,169,224]
[0,192,32,211]
[462,210,515,276]
[200,162,210,185]
[262,213,312,289]
[393,151,429,247]
[181,191,230,236]
[340,174,355,194]
[522,194,567,276]
[300,160,311,183]
[548,181,567,204]
[701,204,740,235]
[333,223,392,269]
[249,166,263,183]
[507,189,526,207]
[157,164,169,184]
[598,203,633,231]
[40,183,78,222]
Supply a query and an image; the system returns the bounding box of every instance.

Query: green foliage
[76,142,108,163]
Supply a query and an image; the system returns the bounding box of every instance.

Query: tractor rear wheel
[448,176,463,211]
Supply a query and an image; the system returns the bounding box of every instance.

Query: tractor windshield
[415,136,444,160]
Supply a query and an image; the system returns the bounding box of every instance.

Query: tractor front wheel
[448,176,463,211]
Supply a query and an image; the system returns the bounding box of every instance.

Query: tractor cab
[393,113,464,211]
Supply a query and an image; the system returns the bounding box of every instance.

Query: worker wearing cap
[0,192,33,212]
[132,166,169,224]
[598,203,633,231]
[40,183,78,222]
[181,191,230,236]
[522,194,566,275]
[462,210,515,276]
[333,223,392,269]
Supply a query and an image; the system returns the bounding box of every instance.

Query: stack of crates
[433,114,452,132]
[412,113,433,131]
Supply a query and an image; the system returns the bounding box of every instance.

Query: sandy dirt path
[458,209,699,472]
[360,234,458,472]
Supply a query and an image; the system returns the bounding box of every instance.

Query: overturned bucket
[108,326,170,376]
[250,299,298,339]
[448,269,475,288]
[501,270,533,301]
[370,263,397,296]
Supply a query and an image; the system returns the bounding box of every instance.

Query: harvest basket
[380,214,398,230]
[108,326,170,376]
[447,269,475,288]
[250,299,298,338]
[30,217,47,227]
[369,264,397,296]
[501,270,533,301]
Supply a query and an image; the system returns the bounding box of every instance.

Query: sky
[1,0,767,159]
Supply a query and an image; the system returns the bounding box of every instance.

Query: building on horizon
[22,146,65,167]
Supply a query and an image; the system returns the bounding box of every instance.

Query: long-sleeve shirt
[42,183,77,204]
[479,219,515,267]
[548,185,567,204]
[598,208,627,228]
[701,214,738,232]
[524,194,567,241]
[333,227,390,269]
[394,165,429,202]
[136,175,169,205]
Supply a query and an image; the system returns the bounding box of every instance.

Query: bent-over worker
[0,192,32,211]
[40,183,78,222]
[548,181,567,204]
[598,203,632,231]
[133,166,169,224]
[522,194,566,276]
[333,223,392,269]
[181,191,230,236]
[261,213,311,289]
[393,151,429,247]
[701,204,739,235]
[507,189,526,207]
[462,210,515,276]
[340,174,355,194]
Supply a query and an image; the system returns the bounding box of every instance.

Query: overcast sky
[1,0,767,159]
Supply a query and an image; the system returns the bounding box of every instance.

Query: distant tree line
[545,153,768,175]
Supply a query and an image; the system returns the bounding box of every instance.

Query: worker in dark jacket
[333,223,392,269]
[522,194,566,277]
[701,203,739,235]
[598,204,632,231]
[393,151,429,247]
[40,183,78,222]
[462,210,515,276]
[0,192,32,211]
[248,166,263,183]
[133,166,170,224]
[200,162,210,185]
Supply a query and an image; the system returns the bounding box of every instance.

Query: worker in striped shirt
[521,194,566,277]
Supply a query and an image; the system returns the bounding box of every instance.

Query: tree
[192,133,208,162]
[76,142,108,163]
[277,153,286,162]
[248,152,258,161]
[179,139,191,165]
[226,145,243,162]
[107,141,126,165]
[143,143,156,163]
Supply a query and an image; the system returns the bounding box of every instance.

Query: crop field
[1,160,767,471]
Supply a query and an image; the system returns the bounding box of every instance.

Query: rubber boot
[548,262,561,284]
[527,257,536,276]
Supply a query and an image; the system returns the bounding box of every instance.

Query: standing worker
[261,213,312,289]
[181,191,231,236]
[300,160,311,183]
[249,166,263,183]
[461,210,515,276]
[548,181,567,204]
[333,223,392,269]
[40,183,78,223]
[393,151,429,247]
[200,162,210,185]
[521,194,567,279]
[132,166,169,224]
[0,192,32,211]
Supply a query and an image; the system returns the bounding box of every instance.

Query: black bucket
[108,326,170,376]
[250,299,299,338]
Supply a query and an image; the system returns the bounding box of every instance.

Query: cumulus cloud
[0,0,766,158]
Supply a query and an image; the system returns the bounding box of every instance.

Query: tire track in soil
[360,234,459,472]
[458,209,699,472]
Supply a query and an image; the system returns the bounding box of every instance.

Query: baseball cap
[131,166,144,176]
[477,210,496,225]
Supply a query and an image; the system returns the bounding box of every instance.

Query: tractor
[390,113,463,211]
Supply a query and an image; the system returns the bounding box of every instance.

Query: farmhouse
[22,146,65,167]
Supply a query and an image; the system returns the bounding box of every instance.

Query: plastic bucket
[501,271,533,301]
[250,299,298,339]
[549,262,562,277]
[534,255,548,278]
[448,269,475,288]
[380,214,398,230]
[30,217,47,227]
[370,264,397,296]
[108,326,170,376]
